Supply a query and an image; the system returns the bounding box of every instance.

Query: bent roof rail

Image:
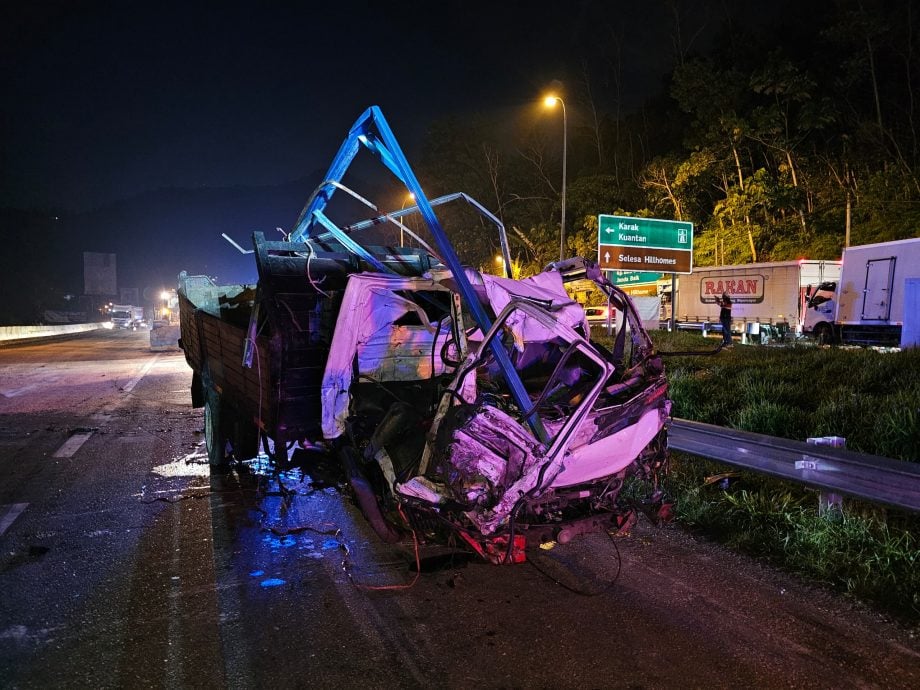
[336,191,512,273]
[285,105,546,442]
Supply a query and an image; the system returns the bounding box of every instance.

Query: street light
[400,193,415,246]
[543,94,567,261]
[160,290,170,321]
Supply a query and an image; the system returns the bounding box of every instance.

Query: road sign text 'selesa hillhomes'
[597,215,694,274]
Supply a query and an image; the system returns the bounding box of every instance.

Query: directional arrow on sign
[597,214,694,274]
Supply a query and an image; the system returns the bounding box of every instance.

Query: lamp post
[543,94,567,261]
[160,290,170,322]
[400,193,415,246]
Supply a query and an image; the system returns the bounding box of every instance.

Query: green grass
[653,333,920,461]
[644,332,920,623]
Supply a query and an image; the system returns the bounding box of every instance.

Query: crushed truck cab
[318,260,670,549]
[178,106,671,563]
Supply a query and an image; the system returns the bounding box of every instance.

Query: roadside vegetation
[645,331,920,624]
[411,4,920,280]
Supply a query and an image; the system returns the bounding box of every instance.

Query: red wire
[352,505,420,591]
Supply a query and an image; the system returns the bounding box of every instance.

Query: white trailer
[804,237,920,347]
[664,260,842,342]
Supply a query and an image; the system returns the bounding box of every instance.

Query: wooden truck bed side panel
[180,290,277,431]
[180,287,328,443]
[199,314,274,424]
[178,293,203,375]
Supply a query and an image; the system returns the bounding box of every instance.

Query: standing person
[717,292,733,347]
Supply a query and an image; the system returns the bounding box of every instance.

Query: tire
[230,414,260,461]
[815,323,834,346]
[203,387,230,466]
[190,372,204,408]
[339,446,401,543]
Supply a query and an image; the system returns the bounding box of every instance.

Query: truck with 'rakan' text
[662,260,841,343]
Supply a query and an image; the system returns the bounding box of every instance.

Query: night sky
[0,1,774,305]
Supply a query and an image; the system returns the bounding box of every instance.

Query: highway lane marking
[0,384,38,398]
[122,354,160,393]
[0,503,28,536]
[53,431,94,458]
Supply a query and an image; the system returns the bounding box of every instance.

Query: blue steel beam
[290,106,546,442]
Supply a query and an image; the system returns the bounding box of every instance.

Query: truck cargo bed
[178,234,348,448]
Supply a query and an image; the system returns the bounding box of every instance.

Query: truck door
[862,257,896,320]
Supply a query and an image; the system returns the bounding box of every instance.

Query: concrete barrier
[0,323,106,342]
[149,324,181,350]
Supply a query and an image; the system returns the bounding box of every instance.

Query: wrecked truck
[177,106,671,563]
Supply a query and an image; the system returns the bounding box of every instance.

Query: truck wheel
[190,372,204,408]
[231,415,260,461]
[815,323,834,346]
[339,446,402,543]
[204,388,230,466]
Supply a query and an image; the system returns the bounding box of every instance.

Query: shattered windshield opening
[476,336,605,426]
[447,299,612,450]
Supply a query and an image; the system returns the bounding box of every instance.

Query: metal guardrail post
[805,436,845,517]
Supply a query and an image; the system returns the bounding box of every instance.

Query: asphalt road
[1,330,918,689]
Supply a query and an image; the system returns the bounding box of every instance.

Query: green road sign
[609,271,663,285]
[598,215,693,273]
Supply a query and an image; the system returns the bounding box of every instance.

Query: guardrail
[668,418,920,514]
[0,323,105,342]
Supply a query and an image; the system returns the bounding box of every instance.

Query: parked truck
[662,260,842,342]
[803,237,920,347]
[109,304,146,330]
[177,106,672,564]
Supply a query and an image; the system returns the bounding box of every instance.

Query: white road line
[53,431,94,458]
[0,384,38,398]
[0,503,28,536]
[122,354,160,393]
